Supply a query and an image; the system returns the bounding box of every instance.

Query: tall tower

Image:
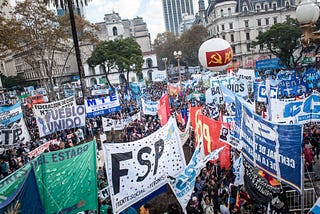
[162,0,194,36]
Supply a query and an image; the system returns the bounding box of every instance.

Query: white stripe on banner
[103,117,186,214]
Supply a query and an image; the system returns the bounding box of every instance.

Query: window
[257,19,261,26]
[112,26,118,36]
[264,4,268,11]
[232,45,236,54]
[259,44,264,50]
[222,35,226,40]
[273,17,277,24]
[221,9,224,17]
[221,24,225,31]
[247,43,251,52]
[217,25,219,32]
[273,3,276,10]
[265,18,269,25]
[229,23,233,29]
[244,7,248,13]
[228,8,231,16]
[246,32,250,40]
[146,58,153,68]
[230,34,234,42]
[256,4,260,12]
[245,20,249,28]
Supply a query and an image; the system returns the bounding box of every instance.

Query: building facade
[197,0,297,68]
[162,0,195,36]
[84,12,158,87]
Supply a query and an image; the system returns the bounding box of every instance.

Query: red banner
[26,94,45,108]
[158,94,171,126]
[190,107,230,169]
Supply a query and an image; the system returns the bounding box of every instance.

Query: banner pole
[301,126,304,214]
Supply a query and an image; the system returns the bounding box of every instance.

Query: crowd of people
[0,67,319,213]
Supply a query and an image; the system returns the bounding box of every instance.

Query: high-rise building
[162,0,195,36]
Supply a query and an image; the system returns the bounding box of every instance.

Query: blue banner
[235,97,302,192]
[283,93,320,124]
[0,168,44,213]
[278,76,308,97]
[0,102,23,126]
[255,58,286,70]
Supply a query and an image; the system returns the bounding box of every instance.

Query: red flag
[158,94,171,126]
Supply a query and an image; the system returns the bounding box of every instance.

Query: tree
[252,18,304,68]
[153,32,180,69]
[179,25,209,66]
[87,38,144,91]
[0,0,97,100]
[44,0,92,99]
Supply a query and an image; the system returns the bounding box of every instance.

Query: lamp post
[296,0,320,47]
[295,1,320,213]
[173,51,182,90]
[162,57,168,82]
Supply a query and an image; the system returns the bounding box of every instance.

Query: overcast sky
[84,0,199,42]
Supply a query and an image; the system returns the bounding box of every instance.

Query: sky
[84,0,199,42]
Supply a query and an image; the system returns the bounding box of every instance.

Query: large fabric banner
[235,96,303,192]
[169,143,224,212]
[33,96,76,116]
[28,139,60,158]
[103,117,186,214]
[35,104,86,138]
[0,168,44,213]
[0,142,98,213]
[158,94,171,126]
[35,142,98,213]
[0,102,23,126]
[269,93,320,124]
[152,70,167,82]
[141,98,159,115]
[254,82,278,103]
[190,107,231,169]
[0,119,31,147]
[85,94,121,118]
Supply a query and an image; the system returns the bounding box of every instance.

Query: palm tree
[44,0,90,99]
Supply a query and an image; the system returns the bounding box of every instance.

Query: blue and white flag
[0,102,23,126]
[310,196,320,214]
[235,96,303,192]
[233,154,244,186]
[219,82,235,104]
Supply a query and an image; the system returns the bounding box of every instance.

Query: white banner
[35,104,86,137]
[152,70,167,82]
[233,154,244,186]
[141,98,159,115]
[28,139,60,158]
[236,68,255,82]
[0,119,30,147]
[102,112,141,132]
[33,96,76,116]
[103,117,186,214]
[85,94,121,117]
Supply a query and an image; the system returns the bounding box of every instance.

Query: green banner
[0,141,98,213]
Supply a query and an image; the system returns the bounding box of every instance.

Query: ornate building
[196,0,297,68]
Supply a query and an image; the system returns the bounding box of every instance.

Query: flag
[158,94,171,126]
[219,82,235,104]
[0,168,44,213]
[310,196,320,214]
[233,154,244,186]
[235,187,240,208]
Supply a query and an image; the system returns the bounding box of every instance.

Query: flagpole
[301,126,304,214]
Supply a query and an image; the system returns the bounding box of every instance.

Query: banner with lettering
[103,117,186,214]
[278,75,308,97]
[190,107,231,169]
[141,98,159,116]
[35,104,86,137]
[236,68,255,82]
[33,96,76,116]
[0,119,31,147]
[152,70,167,82]
[28,139,60,158]
[85,94,121,118]
[254,82,278,103]
[35,142,98,213]
[26,94,45,109]
[235,96,302,192]
[0,142,97,213]
[0,102,23,126]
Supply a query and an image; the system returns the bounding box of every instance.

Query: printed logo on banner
[235,97,302,192]
[85,95,121,118]
[36,105,86,138]
[0,119,31,147]
[102,117,186,214]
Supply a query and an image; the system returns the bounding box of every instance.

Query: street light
[173,51,182,90]
[296,0,320,47]
[162,57,168,82]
